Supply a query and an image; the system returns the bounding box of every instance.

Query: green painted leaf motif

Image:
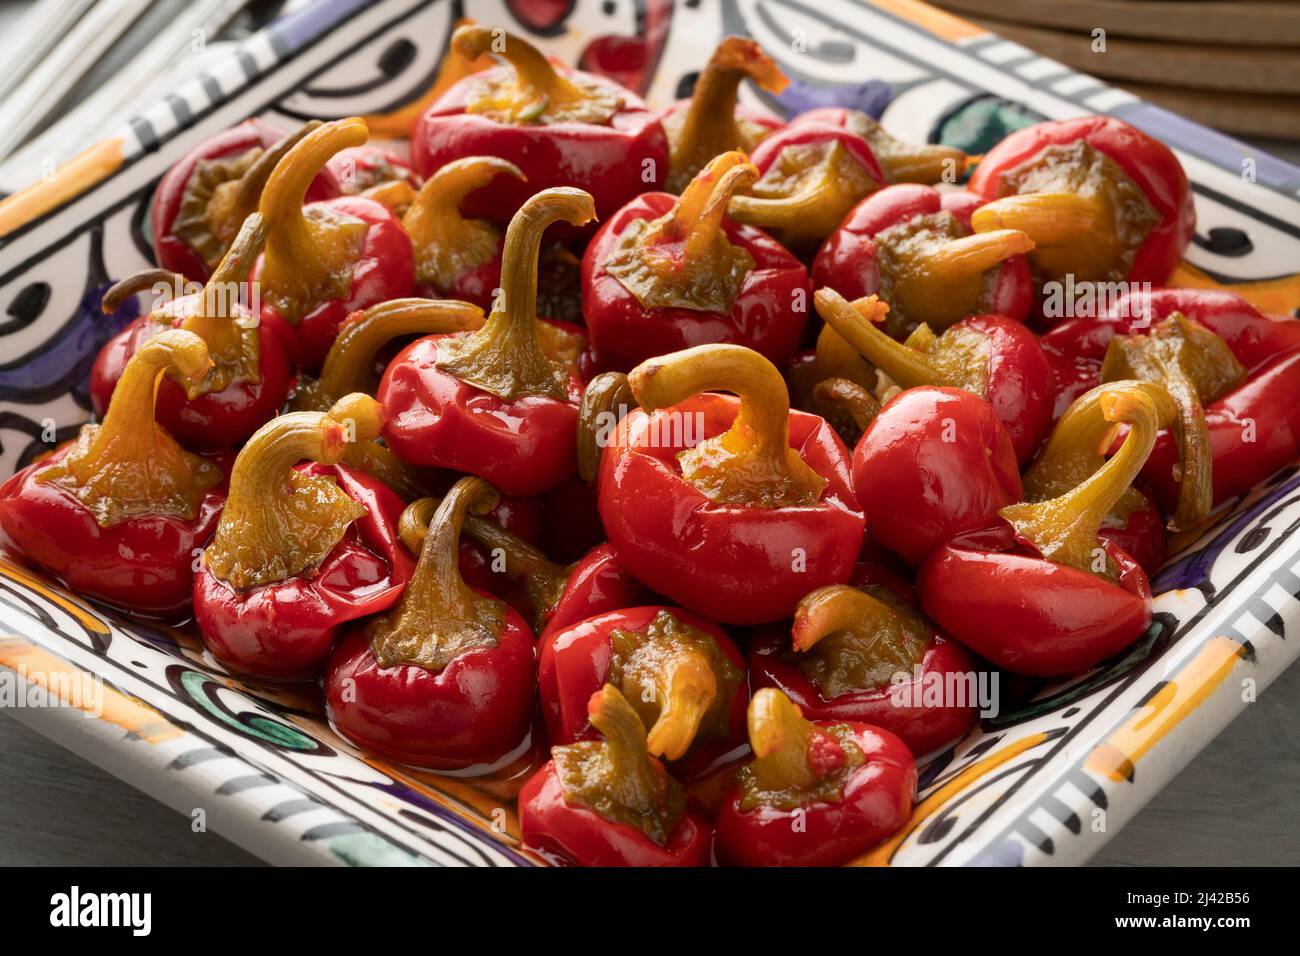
[179,669,319,751]
[937,96,1045,157]
[328,832,434,867]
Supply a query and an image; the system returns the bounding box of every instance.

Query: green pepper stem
[999,385,1165,578]
[629,343,826,508]
[402,155,525,291]
[436,188,595,401]
[399,493,569,632]
[814,289,943,389]
[38,330,219,526]
[662,152,758,263]
[100,269,190,315]
[577,371,635,482]
[230,121,323,219]
[368,478,507,671]
[294,298,485,412]
[1022,380,1177,504]
[913,228,1034,283]
[792,585,912,662]
[203,399,379,589]
[811,377,880,433]
[970,192,1109,249]
[258,118,370,324]
[644,647,719,762]
[727,172,840,230]
[453,24,586,118]
[666,37,787,192]
[747,688,821,792]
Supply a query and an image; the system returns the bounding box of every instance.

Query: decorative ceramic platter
[2,0,1299,867]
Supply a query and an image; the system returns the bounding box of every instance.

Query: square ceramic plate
[2,0,1300,867]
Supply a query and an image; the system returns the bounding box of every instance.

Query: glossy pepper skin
[378,189,594,496]
[815,289,1054,463]
[150,119,340,282]
[727,121,886,257]
[792,107,972,186]
[0,331,225,616]
[812,183,1034,336]
[539,543,651,639]
[967,117,1194,291]
[538,605,748,780]
[91,214,293,451]
[919,383,1169,676]
[250,118,414,370]
[714,689,916,867]
[1040,288,1300,524]
[411,25,667,230]
[326,478,537,770]
[847,386,1022,565]
[193,398,413,679]
[598,347,864,626]
[748,565,979,756]
[520,685,713,867]
[582,151,811,374]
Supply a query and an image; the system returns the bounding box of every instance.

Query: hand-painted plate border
[2,0,1299,867]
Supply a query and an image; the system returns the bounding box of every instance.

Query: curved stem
[747,688,822,792]
[999,385,1165,578]
[629,343,826,508]
[402,156,525,291]
[436,188,595,401]
[294,298,485,412]
[577,371,635,482]
[911,229,1033,283]
[727,173,840,229]
[230,121,322,219]
[100,269,189,315]
[203,402,376,589]
[258,118,370,324]
[368,478,508,671]
[1099,314,1244,532]
[399,493,569,632]
[793,582,918,658]
[970,192,1110,249]
[38,330,219,526]
[811,378,880,433]
[815,289,944,389]
[667,37,787,191]
[645,651,718,762]
[1022,379,1177,505]
[182,213,269,389]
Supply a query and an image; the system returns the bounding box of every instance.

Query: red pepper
[814,289,1053,462]
[193,396,413,679]
[520,684,713,866]
[150,119,340,281]
[0,331,225,616]
[727,120,886,257]
[658,36,787,193]
[598,345,864,625]
[714,688,916,867]
[918,383,1168,676]
[411,25,668,230]
[378,188,593,496]
[581,151,811,374]
[749,565,978,756]
[539,543,651,639]
[812,183,1034,336]
[250,118,415,370]
[538,605,748,780]
[327,142,418,196]
[325,477,537,770]
[1040,288,1295,529]
[846,385,1021,565]
[92,214,293,451]
[967,117,1194,292]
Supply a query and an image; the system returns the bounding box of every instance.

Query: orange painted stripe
[1086,636,1245,783]
[1171,262,1300,319]
[0,637,181,743]
[0,557,109,635]
[868,0,986,42]
[0,137,124,239]
[849,731,1052,866]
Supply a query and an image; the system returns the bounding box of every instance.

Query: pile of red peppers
[3,26,1297,869]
